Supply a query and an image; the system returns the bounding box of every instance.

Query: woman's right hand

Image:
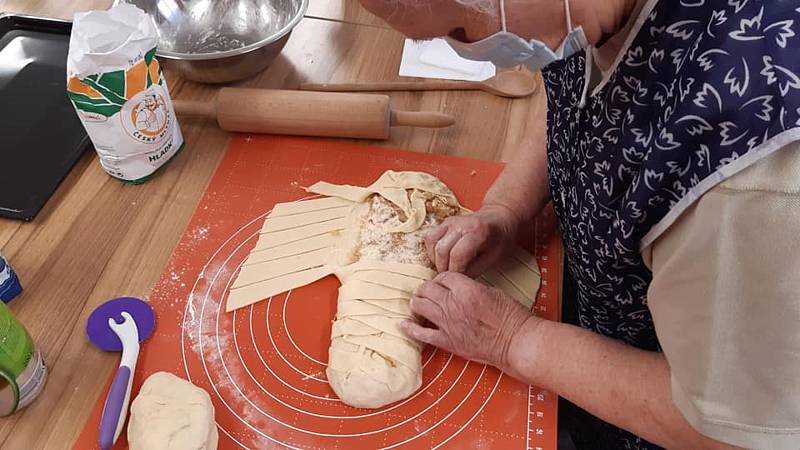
[425,204,520,277]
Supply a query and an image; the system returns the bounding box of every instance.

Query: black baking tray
[0,13,90,221]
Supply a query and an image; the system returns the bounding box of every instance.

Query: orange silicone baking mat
[74,136,562,450]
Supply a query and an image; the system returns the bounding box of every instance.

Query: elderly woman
[358,1,800,449]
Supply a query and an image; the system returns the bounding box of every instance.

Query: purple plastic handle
[99,366,131,450]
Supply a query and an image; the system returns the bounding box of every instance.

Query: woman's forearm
[507,319,741,450]
[483,106,551,225]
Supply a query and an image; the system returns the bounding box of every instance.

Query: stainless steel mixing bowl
[120,0,308,83]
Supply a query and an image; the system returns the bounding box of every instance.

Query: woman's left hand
[400,271,534,371]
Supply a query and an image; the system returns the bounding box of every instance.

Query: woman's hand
[425,204,520,277]
[400,271,536,372]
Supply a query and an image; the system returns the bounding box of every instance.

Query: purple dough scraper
[86,297,155,450]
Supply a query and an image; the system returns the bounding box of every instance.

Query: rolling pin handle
[173,99,217,119]
[390,110,455,129]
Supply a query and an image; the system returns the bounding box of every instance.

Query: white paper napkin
[398,38,496,81]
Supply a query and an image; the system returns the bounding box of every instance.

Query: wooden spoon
[299,70,538,99]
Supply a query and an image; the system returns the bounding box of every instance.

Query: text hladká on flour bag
[66,4,184,183]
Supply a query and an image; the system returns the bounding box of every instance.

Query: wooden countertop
[0,0,546,448]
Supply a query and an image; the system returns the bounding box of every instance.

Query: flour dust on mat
[179,256,274,444]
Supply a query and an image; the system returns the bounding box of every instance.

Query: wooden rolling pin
[173,88,455,140]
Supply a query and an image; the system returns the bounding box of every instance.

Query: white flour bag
[67,4,184,183]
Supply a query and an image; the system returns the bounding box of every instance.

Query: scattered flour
[181,247,279,447]
[189,225,211,241]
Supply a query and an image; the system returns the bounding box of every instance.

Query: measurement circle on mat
[180,201,505,450]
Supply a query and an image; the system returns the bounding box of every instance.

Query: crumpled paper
[67,3,157,79]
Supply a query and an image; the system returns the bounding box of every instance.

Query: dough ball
[128,372,218,450]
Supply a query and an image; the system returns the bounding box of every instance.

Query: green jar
[0,302,46,416]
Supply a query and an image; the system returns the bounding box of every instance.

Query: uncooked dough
[128,372,218,450]
[226,171,541,409]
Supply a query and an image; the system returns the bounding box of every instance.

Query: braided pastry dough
[227,171,540,408]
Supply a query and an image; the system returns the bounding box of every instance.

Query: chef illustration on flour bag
[66,3,184,184]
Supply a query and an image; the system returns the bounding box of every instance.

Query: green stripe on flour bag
[144,47,157,65]
[68,71,127,117]
[66,92,123,118]
[92,71,127,100]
